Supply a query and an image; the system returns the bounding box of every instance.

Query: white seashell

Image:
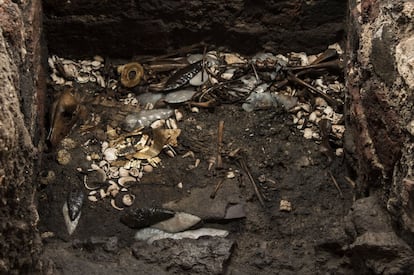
[99,160,108,168]
[292,115,299,124]
[63,64,79,78]
[308,111,321,123]
[130,159,141,169]
[93,55,104,62]
[89,190,97,196]
[123,161,132,170]
[332,125,346,139]
[182,151,195,159]
[48,57,55,69]
[106,166,119,179]
[111,199,124,211]
[122,194,135,206]
[177,182,183,189]
[191,107,199,113]
[328,42,343,55]
[88,195,98,202]
[208,156,216,171]
[315,78,328,90]
[296,118,305,127]
[118,176,137,187]
[51,73,65,85]
[96,75,106,87]
[76,75,90,83]
[100,188,107,198]
[323,106,334,117]
[119,167,130,177]
[174,109,183,121]
[331,112,343,124]
[150,119,165,129]
[209,76,219,85]
[80,60,92,67]
[303,128,313,139]
[166,118,178,129]
[227,171,236,179]
[336,148,344,156]
[103,147,118,162]
[408,120,414,136]
[129,167,140,177]
[221,68,236,80]
[91,163,100,170]
[61,59,76,65]
[107,181,119,197]
[314,97,328,108]
[166,150,175,158]
[300,103,311,113]
[307,54,318,64]
[312,131,320,139]
[91,60,101,68]
[137,135,149,148]
[142,165,153,173]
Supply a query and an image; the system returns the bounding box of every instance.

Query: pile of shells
[48,55,106,88]
[80,110,183,210]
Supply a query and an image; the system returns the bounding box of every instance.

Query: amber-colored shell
[120,62,144,88]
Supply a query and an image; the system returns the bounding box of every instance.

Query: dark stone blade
[67,189,84,221]
[163,61,203,91]
[120,207,175,229]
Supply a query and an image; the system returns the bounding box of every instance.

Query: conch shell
[47,88,81,147]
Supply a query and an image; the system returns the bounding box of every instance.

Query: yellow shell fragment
[133,129,181,160]
[119,62,144,88]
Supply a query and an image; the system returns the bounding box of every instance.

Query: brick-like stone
[43,0,347,58]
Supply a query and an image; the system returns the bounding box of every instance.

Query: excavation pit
[2,0,414,274]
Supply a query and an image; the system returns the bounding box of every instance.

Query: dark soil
[37,89,353,274]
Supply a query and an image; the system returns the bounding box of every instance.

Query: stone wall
[43,0,346,58]
[345,0,414,272]
[0,0,45,273]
